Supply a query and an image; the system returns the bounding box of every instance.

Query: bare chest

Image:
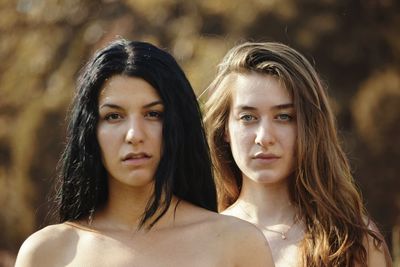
[57,228,227,267]
[263,230,303,267]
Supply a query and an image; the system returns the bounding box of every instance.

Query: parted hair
[203,42,389,266]
[57,39,217,228]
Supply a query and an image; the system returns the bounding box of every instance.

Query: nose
[254,119,275,147]
[125,118,145,145]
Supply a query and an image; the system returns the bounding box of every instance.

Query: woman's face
[97,75,163,188]
[226,72,297,185]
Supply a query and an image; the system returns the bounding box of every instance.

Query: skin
[15,75,275,267]
[222,72,389,267]
[225,73,297,186]
[97,76,164,190]
[223,72,301,267]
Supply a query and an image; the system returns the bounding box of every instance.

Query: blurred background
[0,0,399,265]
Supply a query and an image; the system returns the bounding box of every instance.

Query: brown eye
[105,113,122,121]
[145,111,163,120]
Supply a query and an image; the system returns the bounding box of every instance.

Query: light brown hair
[203,42,390,266]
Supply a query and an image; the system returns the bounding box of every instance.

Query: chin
[112,172,155,187]
[127,179,154,187]
[249,173,288,185]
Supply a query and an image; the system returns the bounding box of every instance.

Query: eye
[145,111,163,120]
[275,114,293,121]
[104,113,122,121]
[240,114,257,122]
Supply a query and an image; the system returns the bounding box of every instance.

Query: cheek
[228,125,250,155]
[96,130,109,167]
[230,131,246,147]
[96,128,106,151]
[150,124,163,152]
[229,122,252,143]
[97,126,118,156]
[280,127,297,154]
[289,127,297,150]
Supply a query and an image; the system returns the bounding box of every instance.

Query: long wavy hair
[57,39,217,228]
[203,42,389,266]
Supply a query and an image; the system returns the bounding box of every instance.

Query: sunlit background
[0,0,399,265]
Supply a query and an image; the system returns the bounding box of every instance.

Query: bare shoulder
[15,223,77,267]
[220,206,261,241]
[178,200,264,240]
[205,212,274,267]
[179,201,266,241]
[177,202,274,266]
[221,204,242,217]
[363,220,393,267]
[219,214,274,267]
[214,213,264,241]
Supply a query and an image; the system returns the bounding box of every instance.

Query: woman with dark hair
[204,42,392,267]
[15,39,274,267]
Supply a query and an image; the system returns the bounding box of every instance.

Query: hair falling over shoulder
[57,39,217,229]
[203,42,392,266]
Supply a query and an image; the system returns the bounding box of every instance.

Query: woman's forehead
[228,73,291,107]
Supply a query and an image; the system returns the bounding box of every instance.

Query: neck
[90,178,167,232]
[234,175,296,226]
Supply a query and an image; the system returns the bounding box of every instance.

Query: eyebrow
[99,100,164,110]
[272,103,294,110]
[143,100,164,109]
[235,103,294,111]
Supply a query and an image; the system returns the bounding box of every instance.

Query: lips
[252,152,280,163]
[122,152,151,160]
[253,152,279,159]
[121,152,151,165]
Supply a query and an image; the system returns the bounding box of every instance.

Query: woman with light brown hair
[203,42,392,267]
